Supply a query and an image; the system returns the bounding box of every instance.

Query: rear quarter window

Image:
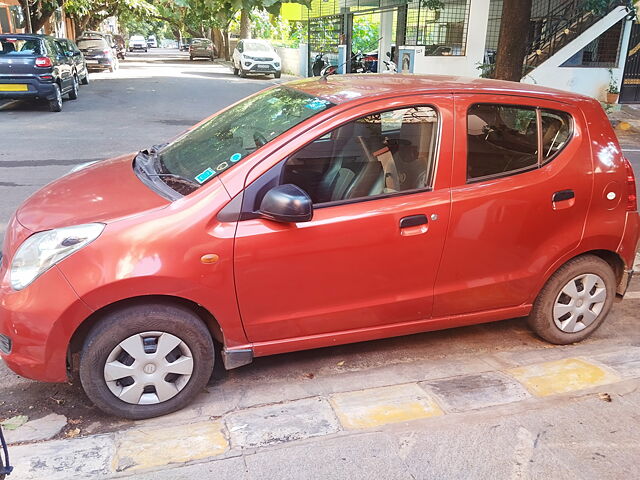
[541,110,572,163]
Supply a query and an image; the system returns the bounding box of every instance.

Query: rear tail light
[34,57,52,67]
[623,158,637,211]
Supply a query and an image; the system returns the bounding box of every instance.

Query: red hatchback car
[1,75,638,419]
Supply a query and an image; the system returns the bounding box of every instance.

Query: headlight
[10,223,105,290]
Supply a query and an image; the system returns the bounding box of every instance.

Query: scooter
[382,52,397,73]
[312,52,325,76]
[0,425,12,479]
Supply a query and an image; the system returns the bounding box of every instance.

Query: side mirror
[259,184,313,223]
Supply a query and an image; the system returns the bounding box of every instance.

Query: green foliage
[421,0,444,10]
[585,0,636,15]
[352,16,379,54]
[608,68,620,94]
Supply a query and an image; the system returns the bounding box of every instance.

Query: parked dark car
[189,38,215,61]
[55,38,89,85]
[0,34,79,112]
[76,35,118,72]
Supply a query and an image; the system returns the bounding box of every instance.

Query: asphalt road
[1,49,640,479]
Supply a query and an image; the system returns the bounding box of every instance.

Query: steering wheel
[253,131,268,148]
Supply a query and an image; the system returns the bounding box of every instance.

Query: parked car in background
[55,38,89,86]
[147,35,158,48]
[1,75,637,420]
[76,36,118,72]
[0,34,79,112]
[189,38,215,61]
[232,39,281,78]
[129,35,147,52]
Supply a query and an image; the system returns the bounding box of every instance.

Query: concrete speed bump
[330,384,443,429]
[422,372,531,412]
[507,358,620,397]
[112,421,228,473]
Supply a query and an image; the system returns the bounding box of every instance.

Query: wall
[523,6,632,101]
[409,0,490,77]
[275,45,303,76]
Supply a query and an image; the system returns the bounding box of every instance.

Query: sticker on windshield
[195,168,216,184]
[306,98,330,111]
[230,153,242,163]
[216,162,229,171]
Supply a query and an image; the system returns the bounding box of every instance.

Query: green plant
[476,62,494,79]
[421,0,445,9]
[607,68,620,94]
[352,16,379,54]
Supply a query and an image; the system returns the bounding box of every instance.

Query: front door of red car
[233,97,454,343]
[433,94,592,317]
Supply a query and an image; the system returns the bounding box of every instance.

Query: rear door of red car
[433,94,592,317]
[233,95,454,343]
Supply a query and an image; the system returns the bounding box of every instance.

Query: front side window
[282,106,440,205]
[158,86,335,186]
[467,104,573,182]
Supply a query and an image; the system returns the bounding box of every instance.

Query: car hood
[16,153,169,232]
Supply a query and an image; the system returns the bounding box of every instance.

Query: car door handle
[400,214,428,229]
[552,190,575,202]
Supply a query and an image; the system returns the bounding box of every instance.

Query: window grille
[404,0,471,56]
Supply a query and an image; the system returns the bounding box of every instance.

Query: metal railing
[524,0,631,71]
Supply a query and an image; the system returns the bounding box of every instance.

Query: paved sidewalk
[6,340,640,479]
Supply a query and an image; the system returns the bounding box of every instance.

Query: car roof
[0,34,50,39]
[286,74,593,106]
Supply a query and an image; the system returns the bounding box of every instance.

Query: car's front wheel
[79,302,215,419]
[528,255,616,344]
[80,72,89,85]
[48,84,62,112]
[68,75,79,100]
[274,71,282,79]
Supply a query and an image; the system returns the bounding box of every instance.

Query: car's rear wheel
[528,255,616,344]
[233,65,238,75]
[79,302,215,419]
[68,75,79,100]
[48,84,62,112]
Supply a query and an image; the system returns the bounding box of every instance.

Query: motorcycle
[312,52,325,76]
[0,425,12,479]
[382,51,398,73]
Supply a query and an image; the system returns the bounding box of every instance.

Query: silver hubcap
[553,274,607,333]
[104,331,194,405]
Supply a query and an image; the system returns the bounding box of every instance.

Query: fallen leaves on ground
[0,415,28,430]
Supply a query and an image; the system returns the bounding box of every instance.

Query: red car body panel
[1,75,638,383]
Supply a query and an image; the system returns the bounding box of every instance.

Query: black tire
[528,255,616,345]
[48,84,62,112]
[274,71,282,79]
[190,56,194,61]
[79,302,215,419]
[68,75,79,100]
[233,66,238,75]
[239,68,247,78]
[80,72,89,85]
[145,48,148,53]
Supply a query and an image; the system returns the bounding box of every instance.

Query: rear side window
[467,104,573,182]
[0,38,42,55]
[541,110,572,162]
[467,104,538,180]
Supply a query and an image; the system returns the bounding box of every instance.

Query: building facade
[290,0,637,102]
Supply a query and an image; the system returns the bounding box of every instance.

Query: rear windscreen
[0,39,42,55]
[77,39,107,49]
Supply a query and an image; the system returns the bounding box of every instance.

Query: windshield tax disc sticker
[230,153,242,163]
[195,168,216,184]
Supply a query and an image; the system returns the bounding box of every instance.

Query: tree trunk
[494,0,533,82]
[239,9,251,39]
[213,28,225,59]
[19,0,61,34]
[223,29,231,60]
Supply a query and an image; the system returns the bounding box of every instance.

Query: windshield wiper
[134,150,199,194]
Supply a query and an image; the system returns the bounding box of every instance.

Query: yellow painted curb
[112,420,228,472]
[507,358,620,397]
[330,384,443,429]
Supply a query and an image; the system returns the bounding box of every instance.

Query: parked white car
[129,35,147,52]
[232,39,281,78]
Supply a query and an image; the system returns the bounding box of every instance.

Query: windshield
[159,86,334,187]
[245,42,271,52]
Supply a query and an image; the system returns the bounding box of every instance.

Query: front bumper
[0,264,93,383]
[242,60,280,74]
[0,78,57,101]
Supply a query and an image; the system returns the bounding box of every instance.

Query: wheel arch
[66,294,224,375]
